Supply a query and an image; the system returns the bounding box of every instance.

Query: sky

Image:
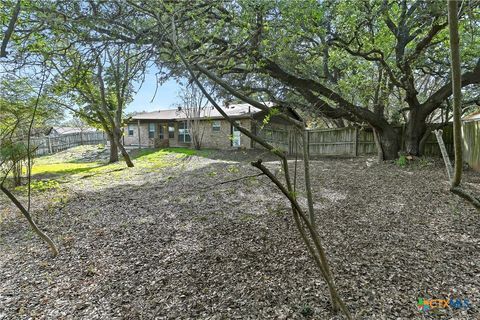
[126,69,183,114]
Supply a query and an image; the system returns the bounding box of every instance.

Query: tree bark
[448,0,462,187]
[404,110,427,156]
[113,128,134,167]
[0,184,58,256]
[108,132,119,163]
[377,126,400,160]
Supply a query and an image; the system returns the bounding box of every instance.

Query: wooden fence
[258,125,454,157]
[31,131,107,156]
[462,120,480,171]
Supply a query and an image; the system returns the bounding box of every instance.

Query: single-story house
[48,126,99,137]
[123,103,301,150]
[462,111,480,171]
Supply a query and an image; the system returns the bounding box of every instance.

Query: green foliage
[299,304,314,317]
[417,157,432,168]
[207,171,217,177]
[0,141,28,163]
[395,155,407,167]
[227,165,239,173]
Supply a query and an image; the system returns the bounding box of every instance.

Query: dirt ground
[0,147,479,320]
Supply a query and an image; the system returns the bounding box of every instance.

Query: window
[212,120,221,132]
[128,124,135,136]
[178,121,191,143]
[159,124,164,139]
[148,123,155,139]
[168,122,175,139]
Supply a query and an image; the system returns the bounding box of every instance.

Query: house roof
[130,102,276,121]
[51,127,99,135]
[462,111,480,122]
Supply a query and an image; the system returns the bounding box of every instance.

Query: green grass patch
[15,179,60,193]
[31,162,104,176]
[27,147,212,182]
[133,147,209,159]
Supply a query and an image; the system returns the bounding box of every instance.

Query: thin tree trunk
[173,32,352,318]
[112,127,133,167]
[301,127,315,226]
[252,159,352,318]
[116,135,134,167]
[448,0,463,187]
[0,184,58,256]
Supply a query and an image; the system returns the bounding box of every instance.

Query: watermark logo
[417,297,471,312]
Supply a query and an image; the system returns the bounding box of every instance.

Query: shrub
[395,155,407,167]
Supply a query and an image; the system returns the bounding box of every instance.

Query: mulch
[0,152,479,319]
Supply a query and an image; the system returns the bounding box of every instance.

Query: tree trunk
[113,128,134,167]
[448,0,462,187]
[109,136,119,163]
[0,184,58,256]
[376,126,400,160]
[404,110,427,156]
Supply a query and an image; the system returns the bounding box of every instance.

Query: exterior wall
[123,118,255,150]
[124,122,148,147]
[199,119,252,149]
[123,122,162,147]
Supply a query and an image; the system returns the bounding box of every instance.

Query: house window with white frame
[168,122,175,139]
[178,121,191,143]
[148,123,155,139]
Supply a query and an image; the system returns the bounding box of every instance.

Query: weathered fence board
[31,131,107,156]
[257,124,453,158]
[462,121,480,171]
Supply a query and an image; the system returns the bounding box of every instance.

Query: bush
[395,155,407,167]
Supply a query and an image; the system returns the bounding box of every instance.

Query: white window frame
[148,123,155,139]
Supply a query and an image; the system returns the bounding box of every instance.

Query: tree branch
[0,0,21,58]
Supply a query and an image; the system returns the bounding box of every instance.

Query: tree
[435,0,480,210]
[50,43,149,167]
[173,36,352,318]
[176,83,212,150]
[146,0,480,160]
[0,74,59,257]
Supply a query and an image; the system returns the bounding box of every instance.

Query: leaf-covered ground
[0,146,479,319]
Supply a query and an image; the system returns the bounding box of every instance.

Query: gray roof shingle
[130,103,274,121]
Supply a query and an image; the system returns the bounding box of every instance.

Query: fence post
[354,127,359,157]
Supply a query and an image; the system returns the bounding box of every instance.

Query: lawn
[29,146,205,177]
[0,146,479,319]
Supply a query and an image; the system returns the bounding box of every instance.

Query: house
[123,103,301,150]
[462,111,480,171]
[48,126,99,137]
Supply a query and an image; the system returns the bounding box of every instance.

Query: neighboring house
[462,111,480,171]
[123,103,301,149]
[48,126,99,137]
